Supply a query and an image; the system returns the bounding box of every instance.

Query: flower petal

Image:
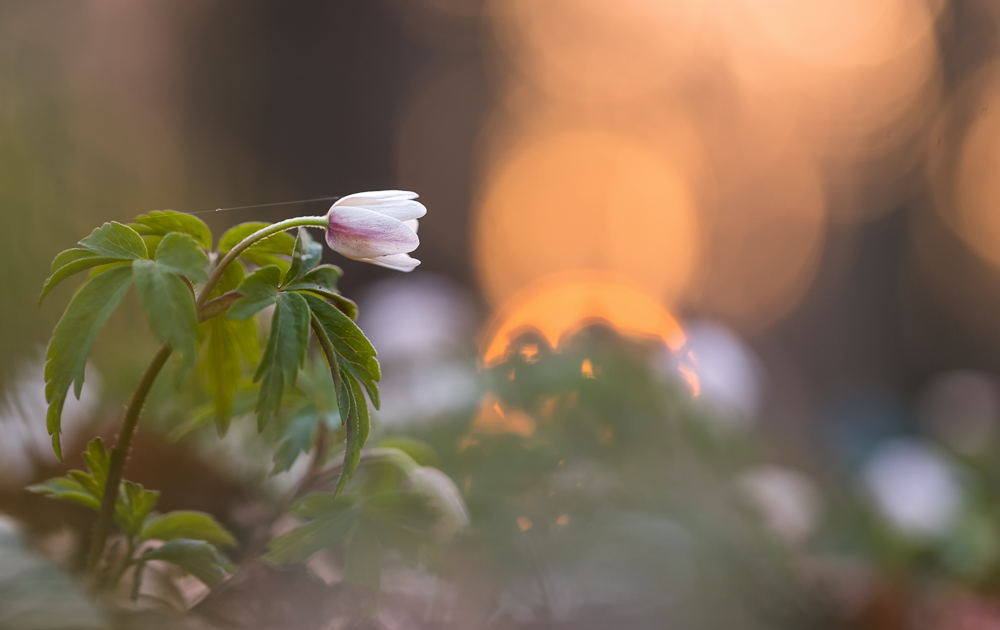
[366,199,426,221]
[335,190,418,206]
[350,253,421,272]
[327,206,419,258]
[404,219,419,234]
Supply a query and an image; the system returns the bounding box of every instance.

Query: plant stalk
[197,216,327,306]
[87,215,328,581]
[87,342,172,576]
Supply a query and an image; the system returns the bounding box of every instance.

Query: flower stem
[86,214,328,582]
[196,216,327,307]
[87,342,172,578]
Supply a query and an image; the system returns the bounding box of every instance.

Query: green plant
[29,193,456,601]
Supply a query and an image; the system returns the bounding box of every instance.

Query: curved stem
[197,216,327,307]
[87,342,172,576]
[87,214,328,582]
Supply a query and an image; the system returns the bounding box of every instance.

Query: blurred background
[7,0,1000,628]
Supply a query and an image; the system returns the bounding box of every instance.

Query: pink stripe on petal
[326,206,419,258]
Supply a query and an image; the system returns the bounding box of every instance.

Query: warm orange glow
[517,516,533,532]
[489,0,706,104]
[678,363,701,398]
[581,359,595,379]
[480,271,687,366]
[475,130,700,308]
[472,0,944,343]
[689,157,827,330]
[949,67,1000,272]
[469,394,537,437]
[519,344,539,363]
[731,0,937,69]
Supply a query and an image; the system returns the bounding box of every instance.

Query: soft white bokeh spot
[862,438,962,538]
[0,353,101,486]
[358,274,480,425]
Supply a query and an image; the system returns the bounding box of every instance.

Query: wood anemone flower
[325,190,424,271]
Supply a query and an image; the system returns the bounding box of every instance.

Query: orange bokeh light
[474,129,700,309]
[479,271,687,367]
[951,68,1000,272]
[488,0,707,104]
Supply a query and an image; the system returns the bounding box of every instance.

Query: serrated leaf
[79,222,147,260]
[344,525,382,590]
[346,372,370,448]
[302,293,380,409]
[30,438,107,511]
[200,262,257,432]
[264,509,357,565]
[227,265,281,321]
[40,252,123,305]
[254,292,310,430]
[82,437,110,487]
[271,404,323,474]
[335,369,362,497]
[283,264,342,293]
[154,232,209,281]
[140,539,234,587]
[141,510,237,548]
[283,228,323,287]
[45,266,133,459]
[51,248,98,272]
[131,211,212,249]
[27,478,100,510]
[133,259,200,378]
[297,288,358,320]
[115,481,160,538]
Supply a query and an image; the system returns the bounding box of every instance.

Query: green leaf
[283,264,342,293]
[79,222,147,260]
[346,371,370,450]
[264,509,357,565]
[142,235,163,258]
[219,222,295,271]
[27,477,100,510]
[335,369,362,497]
[344,525,382,590]
[283,228,323,287]
[141,511,237,548]
[28,438,109,510]
[81,437,110,488]
[297,288,358,320]
[131,211,212,249]
[39,251,123,305]
[227,265,281,321]
[139,539,234,587]
[153,232,209,281]
[254,292,310,430]
[200,262,257,432]
[272,404,323,474]
[115,481,160,538]
[45,266,133,459]
[51,248,98,272]
[132,259,200,377]
[301,292,380,409]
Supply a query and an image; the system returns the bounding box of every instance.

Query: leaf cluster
[265,485,437,590]
[226,228,379,490]
[41,215,377,491]
[29,438,237,590]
